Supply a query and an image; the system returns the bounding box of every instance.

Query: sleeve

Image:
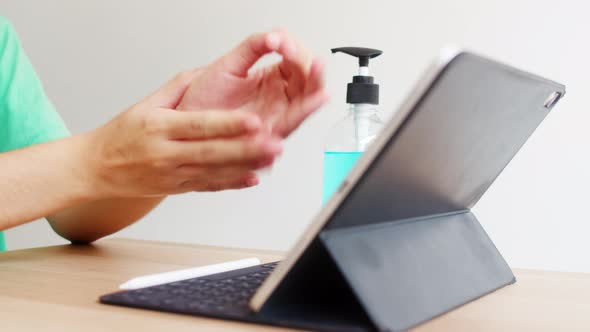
[0,17,69,153]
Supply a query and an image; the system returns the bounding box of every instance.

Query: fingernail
[244,116,261,131]
[266,140,283,155]
[285,41,297,57]
[257,156,275,168]
[315,57,326,69]
[245,174,259,186]
[266,32,280,50]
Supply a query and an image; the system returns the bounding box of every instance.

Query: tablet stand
[258,211,514,332]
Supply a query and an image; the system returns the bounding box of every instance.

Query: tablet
[251,48,565,311]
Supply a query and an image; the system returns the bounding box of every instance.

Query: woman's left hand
[177,29,329,138]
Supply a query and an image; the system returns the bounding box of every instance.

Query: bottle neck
[349,103,378,151]
[349,103,378,116]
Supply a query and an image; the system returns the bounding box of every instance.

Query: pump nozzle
[331,46,383,105]
[331,47,382,67]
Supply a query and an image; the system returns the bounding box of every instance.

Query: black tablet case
[252,52,565,331]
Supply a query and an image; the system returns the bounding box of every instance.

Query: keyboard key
[102,261,280,317]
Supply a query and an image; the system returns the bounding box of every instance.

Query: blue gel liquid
[322,151,362,203]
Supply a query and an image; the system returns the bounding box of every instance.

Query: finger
[163,110,262,140]
[172,136,283,166]
[274,34,315,101]
[218,32,281,77]
[275,29,312,79]
[301,91,331,117]
[304,58,326,96]
[144,69,201,108]
[182,173,259,192]
[282,91,330,137]
[176,155,276,178]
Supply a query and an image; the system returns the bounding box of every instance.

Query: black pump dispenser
[331,47,383,105]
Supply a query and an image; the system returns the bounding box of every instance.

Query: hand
[83,71,282,197]
[177,29,329,138]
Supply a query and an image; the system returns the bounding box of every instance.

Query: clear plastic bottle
[323,103,383,202]
[322,47,384,203]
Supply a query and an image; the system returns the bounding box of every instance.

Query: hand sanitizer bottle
[323,47,384,203]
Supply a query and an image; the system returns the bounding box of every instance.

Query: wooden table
[1,238,589,331]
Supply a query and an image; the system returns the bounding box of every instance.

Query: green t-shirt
[0,17,69,251]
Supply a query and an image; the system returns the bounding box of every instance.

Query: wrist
[176,67,206,111]
[69,130,112,201]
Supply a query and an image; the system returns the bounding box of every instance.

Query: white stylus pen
[119,257,261,290]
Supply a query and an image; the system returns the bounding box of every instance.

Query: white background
[2,0,589,272]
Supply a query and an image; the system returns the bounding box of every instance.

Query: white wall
[3,0,590,272]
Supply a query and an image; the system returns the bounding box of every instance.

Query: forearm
[0,134,94,229]
[47,196,164,243]
[0,133,163,243]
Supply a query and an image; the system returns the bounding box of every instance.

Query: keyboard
[100,261,279,319]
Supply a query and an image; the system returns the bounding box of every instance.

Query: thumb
[144,69,201,108]
[216,32,281,77]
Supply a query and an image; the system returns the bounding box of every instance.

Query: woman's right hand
[82,71,282,198]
